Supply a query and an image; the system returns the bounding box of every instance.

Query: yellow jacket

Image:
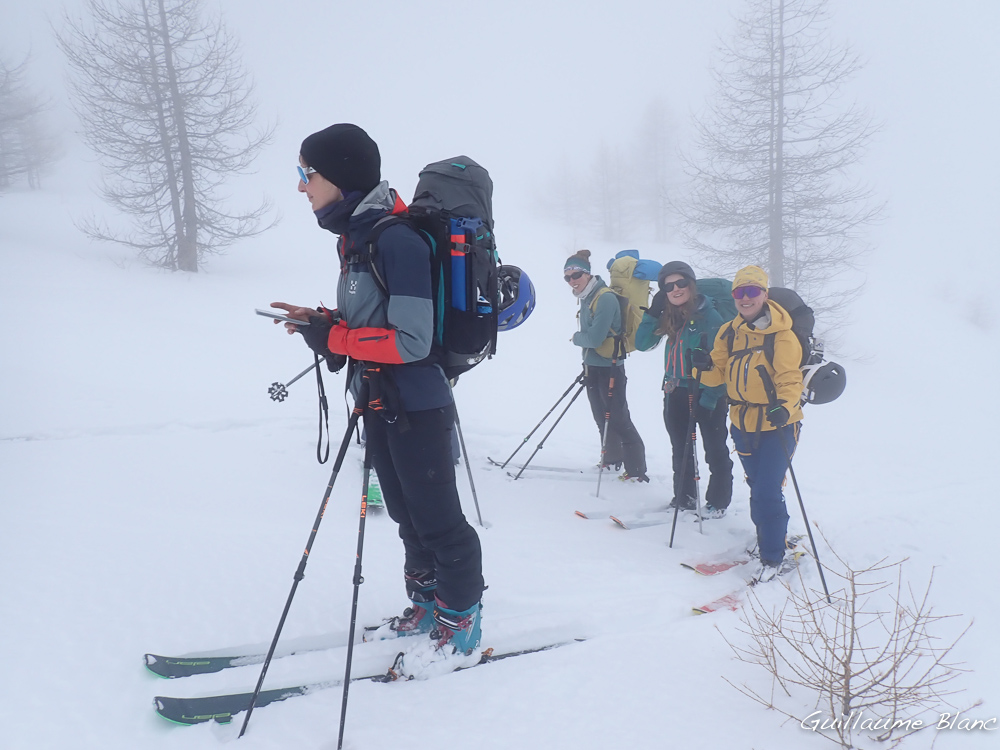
[697,301,804,433]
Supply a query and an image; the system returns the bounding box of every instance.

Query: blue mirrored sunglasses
[297,165,316,184]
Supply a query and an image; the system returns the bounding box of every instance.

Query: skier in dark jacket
[272,124,483,672]
[635,261,733,515]
[565,249,648,482]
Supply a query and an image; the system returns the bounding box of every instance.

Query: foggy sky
[3,0,998,282]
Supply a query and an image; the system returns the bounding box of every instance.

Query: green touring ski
[154,640,584,725]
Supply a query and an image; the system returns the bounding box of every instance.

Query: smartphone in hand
[255,308,311,326]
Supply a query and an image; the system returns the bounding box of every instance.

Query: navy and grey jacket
[317,182,452,412]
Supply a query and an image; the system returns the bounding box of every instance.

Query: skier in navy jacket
[272,124,483,673]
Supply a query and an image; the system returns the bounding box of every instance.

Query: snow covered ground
[2,166,998,750]
[3,1,999,742]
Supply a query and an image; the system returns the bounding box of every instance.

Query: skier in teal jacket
[635,261,733,514]
[566,249,648,481]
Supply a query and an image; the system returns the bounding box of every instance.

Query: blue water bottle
[450,218,467,311]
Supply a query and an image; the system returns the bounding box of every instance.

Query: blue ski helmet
[497,265,535,332]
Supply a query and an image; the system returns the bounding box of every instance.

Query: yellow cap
[733,265,768,290]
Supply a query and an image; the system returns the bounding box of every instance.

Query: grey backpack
[368,157,501,379]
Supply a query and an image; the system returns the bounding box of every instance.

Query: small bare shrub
[723,542,972,748]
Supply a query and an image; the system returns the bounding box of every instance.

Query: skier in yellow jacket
[691,265,803,582]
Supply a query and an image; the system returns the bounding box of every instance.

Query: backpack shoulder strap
[721,321,737,356]
[589,285,613,310]
[590,287,624,327]
[763,332,776,369]
[726,325,778,368]
[588,287,628,358]
[360,215,413,298]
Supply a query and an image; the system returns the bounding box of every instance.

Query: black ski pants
[663,387,733,509]
[584,364,647,477]
[363,404,484,612]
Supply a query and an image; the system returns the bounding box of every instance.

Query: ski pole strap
[727,398,766,409]
[362,365,409,432]
[727,398,767,449]
[754,364,778,404]
[754,364,784,449]
[315,352,330,464]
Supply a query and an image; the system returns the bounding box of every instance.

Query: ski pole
[337,446,373,750]
[595,372,616,499]
[596,333,628,498]
[755,364,832,603]
[490,368,585,469]
[453,402,484,527]
[267,359,320,402]
[669,367,705,548]
[268,354,331,464]
[239,392,367,738]
[509,380,587,480]
[689,381,705,536]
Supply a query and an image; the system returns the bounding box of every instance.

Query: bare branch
[720,535,972,748]
[674,0,884,328]
[54,0,275,271]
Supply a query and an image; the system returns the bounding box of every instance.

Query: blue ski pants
[730,423,800,564]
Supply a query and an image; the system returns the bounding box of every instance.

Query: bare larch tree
[0,53,60,191]
[56,0,274,271]
[677,0,883,316]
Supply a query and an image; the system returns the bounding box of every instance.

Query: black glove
[690,348,714,372]
[324,353,347,373]
[299,309,335,358]
[646,289,666,320]
[765,405,790,428]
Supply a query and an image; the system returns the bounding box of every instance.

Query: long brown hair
[654,281,699,339]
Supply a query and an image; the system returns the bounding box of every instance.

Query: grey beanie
[658,260,696,287]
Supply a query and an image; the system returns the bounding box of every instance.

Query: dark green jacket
[635,293,726,409]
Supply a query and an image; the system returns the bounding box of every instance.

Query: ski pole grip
[695,334,709,386]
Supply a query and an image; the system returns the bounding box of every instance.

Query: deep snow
[3,0,999,744]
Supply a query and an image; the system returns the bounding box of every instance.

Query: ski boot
[363,569,437,642]
[668,495,697,511]
[752,545,806,584]
[396,598,483,679]
[618,471,650,483]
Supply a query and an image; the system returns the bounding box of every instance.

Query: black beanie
[658,260,696,286]
[300,124,381,193]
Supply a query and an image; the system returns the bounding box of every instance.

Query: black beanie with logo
[300,124,381,193]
